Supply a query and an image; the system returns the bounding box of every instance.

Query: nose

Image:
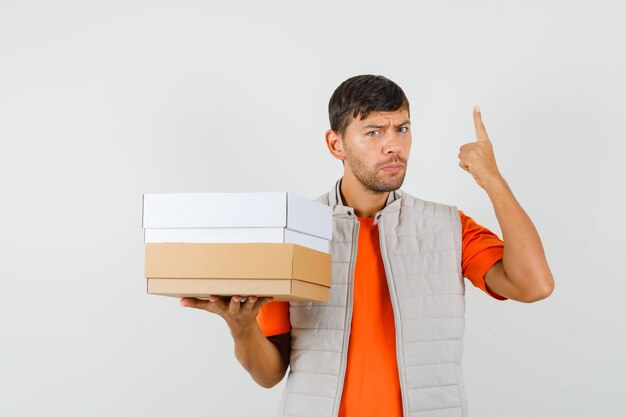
[382,132,403,155]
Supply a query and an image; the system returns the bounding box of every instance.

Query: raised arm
[458,106,555,303]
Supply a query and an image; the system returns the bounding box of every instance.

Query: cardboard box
[147,279,328,302]
[145,242,331,302]
[142,192,332,240]
[144,227,330,253]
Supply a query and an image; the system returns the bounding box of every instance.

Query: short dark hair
[328,74,410,135]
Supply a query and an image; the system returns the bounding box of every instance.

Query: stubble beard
[345,147,407,194]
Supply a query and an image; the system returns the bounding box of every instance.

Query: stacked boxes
[142,192,333,302]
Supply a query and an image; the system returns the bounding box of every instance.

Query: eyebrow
[362,119,411,129]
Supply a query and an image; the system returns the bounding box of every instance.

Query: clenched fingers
[458,139,493,166]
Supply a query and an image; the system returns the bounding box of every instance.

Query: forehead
[353,109,410,127]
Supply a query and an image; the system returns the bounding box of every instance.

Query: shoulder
[397,189,460,221]
[314,191,331,206]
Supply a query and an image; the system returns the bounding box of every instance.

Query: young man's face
[341,108,411,193]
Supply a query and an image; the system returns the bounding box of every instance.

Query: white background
[1,0,625,416]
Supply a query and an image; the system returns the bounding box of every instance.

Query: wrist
[483,175,509,196]
[229,321,260,341]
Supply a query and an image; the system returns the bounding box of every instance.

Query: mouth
[381,164,404,172]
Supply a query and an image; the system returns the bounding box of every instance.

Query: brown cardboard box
[145,242,331,302]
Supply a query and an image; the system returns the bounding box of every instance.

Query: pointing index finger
[473,105,489,142]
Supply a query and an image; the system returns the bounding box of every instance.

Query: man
[180,75,555,417]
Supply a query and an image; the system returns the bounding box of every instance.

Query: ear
[325,129,346,162]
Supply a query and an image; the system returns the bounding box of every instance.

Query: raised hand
[458,106,504,190]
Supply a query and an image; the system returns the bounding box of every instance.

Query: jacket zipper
[376,214,410,416]
[332,217,359,417]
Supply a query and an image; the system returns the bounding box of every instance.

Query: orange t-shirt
[257,210,506,417]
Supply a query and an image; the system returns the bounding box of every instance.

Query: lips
[381,164,403,172]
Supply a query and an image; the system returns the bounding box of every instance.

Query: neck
[339,174,390,218]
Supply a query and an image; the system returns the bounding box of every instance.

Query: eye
[367,130,380,137]
[397,126,409,133]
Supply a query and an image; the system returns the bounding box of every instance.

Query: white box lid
[142,192,332,240]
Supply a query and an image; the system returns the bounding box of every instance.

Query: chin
[369,177,405,193]
[384,172,406,188]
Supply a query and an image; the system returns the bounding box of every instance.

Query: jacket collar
[329,177,403,219]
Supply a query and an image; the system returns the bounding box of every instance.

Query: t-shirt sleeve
[256,301,291,337]
[459,210,508,301]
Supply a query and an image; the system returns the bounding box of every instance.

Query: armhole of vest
[449,206,464,283]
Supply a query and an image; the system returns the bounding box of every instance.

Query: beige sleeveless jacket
[278,178,468,417]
